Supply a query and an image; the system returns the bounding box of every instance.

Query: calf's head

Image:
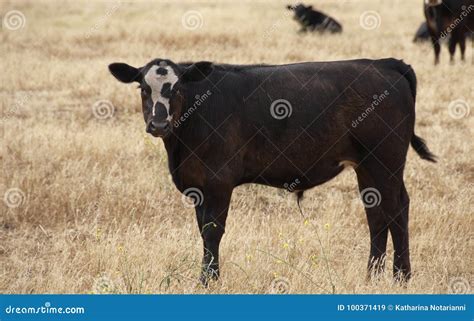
[109,59,213,137]
[287,3,312,19]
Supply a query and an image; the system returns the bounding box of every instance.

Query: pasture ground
[1,0,473,294]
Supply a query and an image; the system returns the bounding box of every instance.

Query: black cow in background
[424,0,474,64]
[413,22,431,42]
[287,3,343,33]
[413,21,473,43]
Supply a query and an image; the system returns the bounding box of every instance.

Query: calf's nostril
[148,121,170,134]
[148,122,157,131]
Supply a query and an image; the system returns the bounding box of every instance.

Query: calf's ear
[181,61,213,82]
[108,63,142,83]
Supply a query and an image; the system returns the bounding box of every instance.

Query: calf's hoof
[393,268,411,283]
[199,268,219,287]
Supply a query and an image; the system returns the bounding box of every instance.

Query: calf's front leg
[194,187,232,286]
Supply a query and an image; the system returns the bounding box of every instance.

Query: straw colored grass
[1,0,472,294]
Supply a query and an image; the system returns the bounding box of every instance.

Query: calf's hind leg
[355,160,411,282]
[388,182,411,281]
[355,164,389,279]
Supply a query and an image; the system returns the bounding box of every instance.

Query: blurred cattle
[413,22,430,42]
[287,3,342,33]
[424,0,474,64]
[413,21,473,43]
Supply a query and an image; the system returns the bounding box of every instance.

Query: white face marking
[339,160,357,169]
[143,64,179,121]
[424,0,442,6]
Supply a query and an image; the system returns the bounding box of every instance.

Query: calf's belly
[241,154,347,190]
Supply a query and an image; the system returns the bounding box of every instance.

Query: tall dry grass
[1,0,472,294]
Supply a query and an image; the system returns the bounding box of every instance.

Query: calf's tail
[395,60,437,163]
[411,134,437,162]
[400,62,417,100]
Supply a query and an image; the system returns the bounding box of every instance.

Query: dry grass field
[1,0,473,294]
